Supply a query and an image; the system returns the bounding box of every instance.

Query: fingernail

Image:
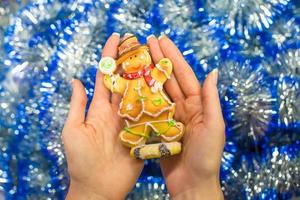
[112,32,120,37]
[158,33,167,40]
[124,32,133,37]
[146,34,155,41]
[211,68,218,85]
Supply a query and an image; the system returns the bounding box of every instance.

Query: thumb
[65,79,87,125]
[202,69,225,129]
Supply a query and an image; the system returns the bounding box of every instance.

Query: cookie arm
[103,74,127,94]
[151,58,173,84]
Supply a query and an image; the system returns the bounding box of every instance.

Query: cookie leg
[152,120,185,142]
[130,142,182,159]
[119,125,150,148]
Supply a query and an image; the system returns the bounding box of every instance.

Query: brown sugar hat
[116,34,149,66]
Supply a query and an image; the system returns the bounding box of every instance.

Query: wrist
[66,179,110,200]
[171,177,224,200]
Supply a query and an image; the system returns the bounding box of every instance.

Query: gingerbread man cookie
[98,34,185,159]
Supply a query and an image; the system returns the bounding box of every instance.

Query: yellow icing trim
[118,80,144,122]
[118,77,174,121]
[127,119,169,128]
[160,123,184,141]
[120,133,145,146]
[152,119,177,136]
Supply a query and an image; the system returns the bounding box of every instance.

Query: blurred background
[0,0,299,199]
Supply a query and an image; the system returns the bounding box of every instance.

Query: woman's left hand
[62,33,144,200]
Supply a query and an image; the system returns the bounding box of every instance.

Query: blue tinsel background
[0,0,299,199]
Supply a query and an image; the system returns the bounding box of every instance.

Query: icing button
[98,57,116,74]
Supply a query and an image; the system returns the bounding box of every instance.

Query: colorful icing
[100,34,185,159]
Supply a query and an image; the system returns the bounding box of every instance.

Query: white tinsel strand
[276,76,300,129]
[4,1,74,69]
[201,0,291,40]
[0,0,77,128]
[8,77,71,198]
[262,47,300,79]
[180,20,228,79]
[156,0,226,81]
[0,1,23,78]
[0,128,14,196]
[50,1,107,83]
[218,60,277,147]
[221,143,300,199]
[158,0,197,37]
[10,2,108,198]
[236,35,266,58]
[0,1,108,198]
[108,0,155,38]
[267,15,300,51]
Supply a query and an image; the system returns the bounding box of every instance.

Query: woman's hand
[147,35,225,200]
[62,33,144,200]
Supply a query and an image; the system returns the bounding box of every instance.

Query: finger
[111,93,121,110]
[202,69,225,128]
[87,33,120,122]
[90,33,120,108]
[158,35,201,97]
[86,73,112,124]
[147,34,164,64]
[164,73,185,102]
[102,32,120,58]
[95,70,111,100]
[65,79,87,124]
[147,35,185,102]
[94,32,120,101]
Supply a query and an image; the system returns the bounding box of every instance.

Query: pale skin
[62,33,225,200]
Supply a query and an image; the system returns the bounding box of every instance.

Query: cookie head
[117,34,151,73]
[121,50,151,73]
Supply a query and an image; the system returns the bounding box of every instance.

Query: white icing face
[121,50,152,73]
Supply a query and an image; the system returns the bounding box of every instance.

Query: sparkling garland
[0,0,299,199]
[222,142,300,199]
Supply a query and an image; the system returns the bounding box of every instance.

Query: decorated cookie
[99,34,185,159]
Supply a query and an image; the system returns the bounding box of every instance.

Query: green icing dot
[102,60,113,70]
[152,98,163,106]
[168,119,176,127]
[154,131,161,136]
[138,96,147,101]
[123,127,130,132]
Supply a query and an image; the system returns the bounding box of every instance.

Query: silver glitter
[218,60,277,142]
[54,2,107,83]
[203,0,290,39]
[222,146,300,199]
[270,17,300,49]
[159,0,195,36]
[277,76,300,128]
[112,0,155,37]
[184,21,225,72]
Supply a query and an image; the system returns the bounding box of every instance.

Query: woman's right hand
[147,34,225,200]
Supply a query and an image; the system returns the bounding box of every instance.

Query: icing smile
[133,64,142,69]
